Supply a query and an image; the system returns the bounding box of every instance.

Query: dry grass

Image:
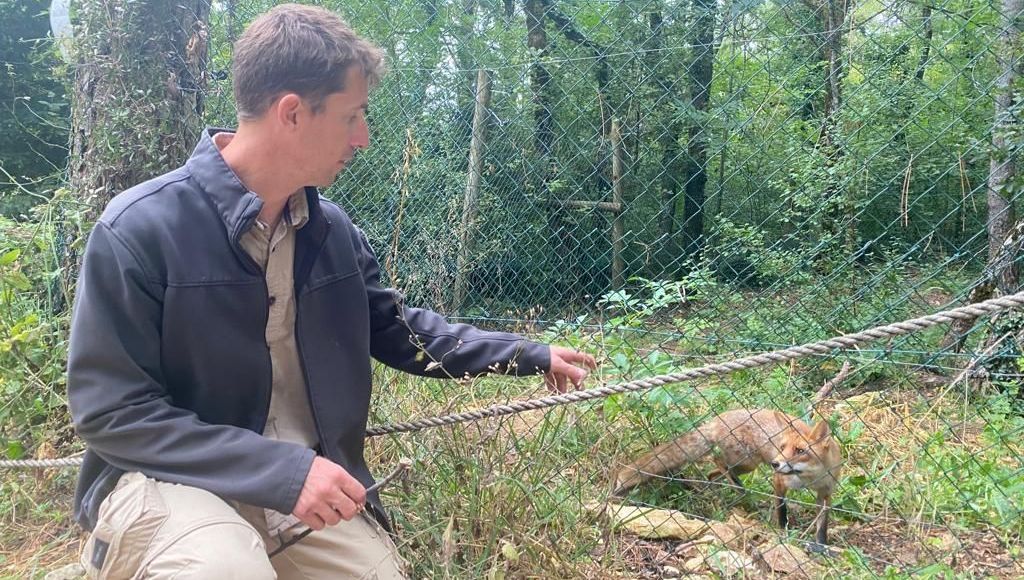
[0,472,80,579]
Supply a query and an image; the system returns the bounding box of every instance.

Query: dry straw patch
[830,379,1023,578]
[0,472,80,579]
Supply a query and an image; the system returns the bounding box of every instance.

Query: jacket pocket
[303,268,360,293]
[80,472,169,579]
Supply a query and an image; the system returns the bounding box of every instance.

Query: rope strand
[4,291,1022,468]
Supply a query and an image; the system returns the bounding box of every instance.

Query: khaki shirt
[239,192,318,449]
[238,192,318,535]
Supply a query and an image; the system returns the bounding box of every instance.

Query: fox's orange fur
[613,409,841,545]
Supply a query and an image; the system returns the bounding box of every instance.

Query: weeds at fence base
[0,471,79,579]
[2,339,1022,578]
[363,360,1023,579]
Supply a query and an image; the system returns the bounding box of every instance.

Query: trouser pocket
[80,472,169,579]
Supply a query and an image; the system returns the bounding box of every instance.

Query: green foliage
[0,0,69,218]
[23,0,1000,315]
[709,218,813,286]
[0,200,72,460]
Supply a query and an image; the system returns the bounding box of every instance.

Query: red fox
[613,409,841,546]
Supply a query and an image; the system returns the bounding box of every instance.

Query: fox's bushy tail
[613,427,716,495]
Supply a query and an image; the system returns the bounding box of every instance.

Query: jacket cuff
[517,341,551,376]
[277,447,317,514]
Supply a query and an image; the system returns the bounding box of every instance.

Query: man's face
[298,67,370,187]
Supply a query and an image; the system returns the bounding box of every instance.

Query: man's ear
[274,93,302,129]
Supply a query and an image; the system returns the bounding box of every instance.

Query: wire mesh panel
[208,1,1024,576]
[2,0,1023,576]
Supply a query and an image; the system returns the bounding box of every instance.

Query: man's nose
[351,118,370,149]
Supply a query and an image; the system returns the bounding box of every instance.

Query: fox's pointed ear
[773,411,791,427]
[810,420,831,441]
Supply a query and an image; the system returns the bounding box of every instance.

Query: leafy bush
[0,201,74,460]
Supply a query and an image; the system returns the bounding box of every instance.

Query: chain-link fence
[4,0,1024,576]
[216,1,1024,576]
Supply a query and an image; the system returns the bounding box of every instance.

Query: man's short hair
[232,3,386,120]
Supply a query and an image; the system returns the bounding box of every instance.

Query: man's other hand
[293,456,367,530]
[544,345,597,393]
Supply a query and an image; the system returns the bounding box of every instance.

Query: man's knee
[140,520,275,579]
[270,515,406,580]
[81,473,275,579]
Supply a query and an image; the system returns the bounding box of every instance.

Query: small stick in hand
[269,458,414,558]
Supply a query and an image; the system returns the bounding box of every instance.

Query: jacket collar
[185,128,326,245]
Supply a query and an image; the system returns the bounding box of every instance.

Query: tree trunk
[540,0,611,195]
[914,5,933,81]
[937,279,994,358]
[939,0,1023,372]
[454,70,492,312]
[61,0,210,308]
[680,0,718,262]
[526,0,571,284]
[226,0,239,45]
[812,0,853,250]
[715,67,733,218]
[526,0,554,173]
[611,119,625,289]
[986,0,1024,295]
[453,0,480,139]
[70,0,209,216]
[649,9,685,276]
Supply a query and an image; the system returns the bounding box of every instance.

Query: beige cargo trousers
[80,472,406,579]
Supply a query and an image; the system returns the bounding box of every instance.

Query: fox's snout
[771,459,797,474]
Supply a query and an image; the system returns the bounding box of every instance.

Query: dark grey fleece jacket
[67,128,550,531]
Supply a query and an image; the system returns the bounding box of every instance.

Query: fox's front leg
[814,493,830,545]
[709,457,745,489]
[772,474,789,529]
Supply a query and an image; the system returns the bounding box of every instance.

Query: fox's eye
[795,447,805,455]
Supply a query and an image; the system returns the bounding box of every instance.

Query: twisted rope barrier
[364,291,1024,436]
[5,291,1022,467]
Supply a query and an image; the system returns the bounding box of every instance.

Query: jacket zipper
[294,222,331,454]
[231,198,274,433]
[256,277,273,433]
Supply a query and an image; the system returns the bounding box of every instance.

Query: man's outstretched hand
[293,456,366,530]
[544,345,597,393]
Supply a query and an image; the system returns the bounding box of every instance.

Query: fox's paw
[802,541,836,557]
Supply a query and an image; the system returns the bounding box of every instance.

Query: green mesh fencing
[4,0,1024,576]
[154,0,1024,576]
